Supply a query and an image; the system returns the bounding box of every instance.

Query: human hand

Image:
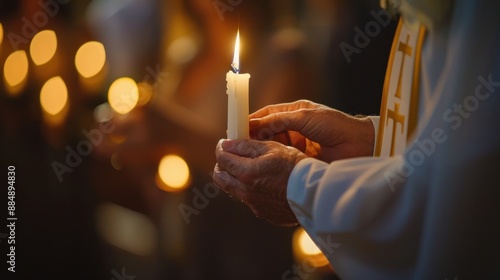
[249,99,375,162]
[213,139,307,227]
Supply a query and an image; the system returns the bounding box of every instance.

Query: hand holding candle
[226,30,251,140]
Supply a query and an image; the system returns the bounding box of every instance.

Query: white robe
[287,1,500,279]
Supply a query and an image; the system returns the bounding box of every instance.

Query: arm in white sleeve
[288,155,422,279]
[287,1,500,279]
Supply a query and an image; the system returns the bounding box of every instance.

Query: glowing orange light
[4,50,29,95]
[292,227,330,268]
[136,82,153,106]
[30,30,57,65]
[107,77,139,115]
[298,229,322,256]
[75,41,106,78]
[40,76,68,115]
[157,155,190,191]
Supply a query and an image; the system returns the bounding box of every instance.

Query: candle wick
[231,63,239,74]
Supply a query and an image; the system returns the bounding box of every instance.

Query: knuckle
[296,99,313,108]
[262,104,273,113]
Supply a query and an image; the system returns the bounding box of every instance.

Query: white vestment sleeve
[287,1,500,279]
[288,156,420,279]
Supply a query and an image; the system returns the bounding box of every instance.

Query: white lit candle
[226,30,250,139]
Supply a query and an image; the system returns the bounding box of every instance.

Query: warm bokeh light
[93,102,114,123]
[292,227,330,268]
[75,41,106,78]
[0,23,3,47]
[157,154,190,191]
[40,76,68,115]
[30,30,57,65]
[4,50,29,95]
[137,82,153,106]
[96,202,157,256]
[167,36,197,64]
[298,229,322,256]
[110,153,123,171]
[107,77,139,114]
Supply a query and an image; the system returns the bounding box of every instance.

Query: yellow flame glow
[158,155,190,191]
[75,41,106,78]
[107,77,139,115]
[40,76,68,115]
[4,50,29,95]
[232,30,240,72]
[30,30,57,65]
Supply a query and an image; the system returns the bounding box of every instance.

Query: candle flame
[231,30,240,73]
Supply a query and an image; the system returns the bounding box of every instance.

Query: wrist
[357,116,376,156]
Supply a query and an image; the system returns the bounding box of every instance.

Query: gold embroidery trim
[374,19,426,156]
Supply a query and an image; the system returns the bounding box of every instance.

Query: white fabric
[287,1,500,279]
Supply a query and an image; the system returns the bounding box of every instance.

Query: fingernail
[249,118,262,127]
[217,138,225,147]
[222,139,234,150]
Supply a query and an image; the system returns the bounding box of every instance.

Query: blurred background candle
[226,30,250,139]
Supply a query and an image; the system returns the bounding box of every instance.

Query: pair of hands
[213,100,375,226]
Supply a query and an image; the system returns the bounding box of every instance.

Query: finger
[216,139,260,179]
[216,148,256,181]
[213,165,250,201]
[215,138,225,160]
[249,103,291,119]
[221,139,270,158]
[249,124,288,142]
[288,131,307,151]
[250,110,310,136]
[249,99,315,119]
[252,108,346,145]
[212,163,232,190]
[218,140,291,184]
